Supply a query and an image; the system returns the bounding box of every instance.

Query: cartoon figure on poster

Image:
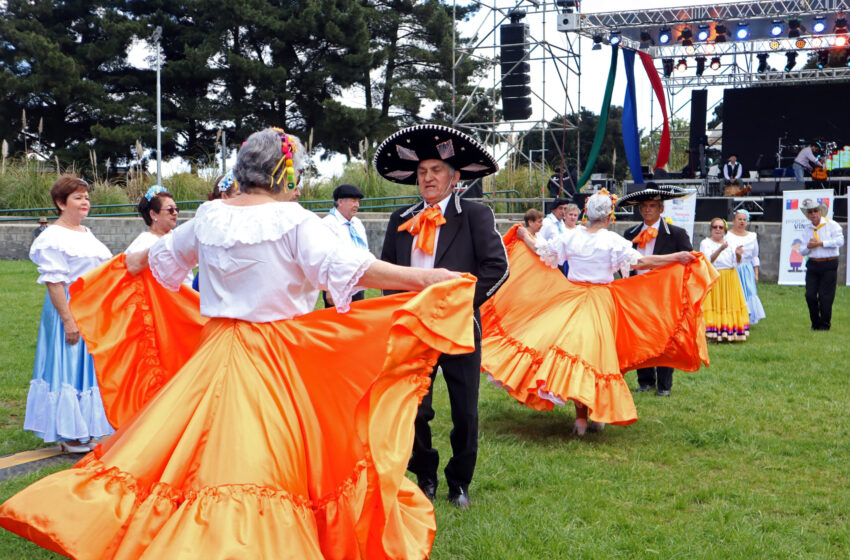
[778,189,834,286]
[788,239,804,272]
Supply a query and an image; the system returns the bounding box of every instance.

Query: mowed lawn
[1,259,848,559]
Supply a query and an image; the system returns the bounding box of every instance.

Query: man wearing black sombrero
[618,183,694,397]
[375,124,509,509]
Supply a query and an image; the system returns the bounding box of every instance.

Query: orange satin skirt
[0,256,475,560]
[480,225,717,425]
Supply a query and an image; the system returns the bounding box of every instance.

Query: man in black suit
[375,124,509,509]
[621,185,693,397]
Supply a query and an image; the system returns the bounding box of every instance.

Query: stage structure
[450,0,584,198]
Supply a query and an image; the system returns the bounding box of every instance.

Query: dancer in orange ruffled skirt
[0,128,476,560]
[480,191,717,436]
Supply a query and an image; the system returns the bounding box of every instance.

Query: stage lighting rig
[770,21,783,37]
[710,57,721,70]
[662,58,674,77]
[785,51,798,71]
[756,54,768,73]
[696,57,706,75]
[714,23,727,43]
[788,19,802,38]
[835,17,848,34]
[609,31,621,46]
[836,35,849,48]
[813,17,827,34]
[769,40,781,50]
[696,24,710,42]
[685,45,696,55]
[639,30,654,49]
[735,22,750,40]
[592,34,603,50]
[817,49,830,68]
[676,58,688,72]
[658,27,672,45]
[679,27,693,43]
[796,39,807,49]
[812,37,824,48]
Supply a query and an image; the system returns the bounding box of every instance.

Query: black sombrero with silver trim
[373,124,498,185]
[616,182,696,208]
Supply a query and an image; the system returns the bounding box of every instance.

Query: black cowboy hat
[616,182,695,208]
[373,124,498,185]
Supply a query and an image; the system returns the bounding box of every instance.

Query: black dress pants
[408,327,481,493]
[805,258,838,330]
[637,366,673,392]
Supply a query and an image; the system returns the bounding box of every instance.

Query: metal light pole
[151,26,163,185]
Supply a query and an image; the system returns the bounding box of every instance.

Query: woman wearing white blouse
[25,175,113,453]
[726,209,766,325]
[700,218,750,341]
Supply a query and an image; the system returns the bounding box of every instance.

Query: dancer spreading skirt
[480,192,717,434]
[25,175,114,452]
[700,218,750,341]
[0,128,475,559]
[726,209,766,325]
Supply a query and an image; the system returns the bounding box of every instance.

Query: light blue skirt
[24,290,114,442]
[736,263,766,325]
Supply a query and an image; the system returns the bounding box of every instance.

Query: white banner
[662,193,697,243]
[778,189,835,286]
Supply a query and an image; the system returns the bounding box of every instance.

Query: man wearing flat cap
[799,198,844,330]
[375,124,509,510]
[618,183,694,397]
[321,184,369,307]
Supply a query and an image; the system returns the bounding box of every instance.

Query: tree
[640,117,691,174]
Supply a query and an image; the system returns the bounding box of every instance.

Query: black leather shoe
[655,390,671,397]
[448,487,471,510]
[636,384,654,392]
[418,479,437,501]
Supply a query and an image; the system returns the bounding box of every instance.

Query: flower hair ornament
[269,127,298,190]
[145,184,167,201]
[217,171,237,193]
[582,188,619,225]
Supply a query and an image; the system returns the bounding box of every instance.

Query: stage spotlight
[836,17,848,33]
[735,22,750,40]
[609,31,621,46]
[662,58,674,77]
[770,20,783,37]
[714,23,727,43]
[785,51,798,71]
[756,53,769,73]
[817,49,830,68]
[696,24,711,42]
[592,34,603,50]
[696,56,706,75]
[795,38,807,49]
[812,37,824,48]
[685,44,696,55]
[679,27,693,42]
[813,16,827,34]
[836,35,848,48]
[659,27,672,45]
[704,43,716,54]
[769,40,781,50]
[639,30,654,49]
[676,58,688,72]
[710,56,721,70]
[788,19,801,38]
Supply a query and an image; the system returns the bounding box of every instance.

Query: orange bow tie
[633,227,658,248]
[398,206,446,255]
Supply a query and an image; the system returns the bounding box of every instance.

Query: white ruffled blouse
[724,231,760,267]
[148,200,376,322]
[125,231,194,286]
[700,237,737,270]
[29,225,112,285]
[535,228,641,284]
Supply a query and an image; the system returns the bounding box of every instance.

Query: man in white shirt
[793,143,823,182]
[799,198,845,330]
[722,154,750,196]
[321,184,369,306]
[538,198,570,242]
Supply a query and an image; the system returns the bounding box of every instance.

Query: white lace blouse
[148,200,376,321]
[700,238,737,270]
[724,231,760,267]
[535,228,641,284]
[29,225,112,286]
[125,231,194,286]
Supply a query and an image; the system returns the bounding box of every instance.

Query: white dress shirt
[800,216,845,259]
[723,162,742,181]
[410,194,452,269]
[633,219,661,275]
[538,213,565,243]
[321,208,369,252]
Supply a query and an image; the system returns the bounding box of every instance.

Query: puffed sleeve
[149,219,199,291]
[750,235,760,267]
[609,233,641,276]
[291,215,376,313]
[30,244,71,285]
[534,228,580,268]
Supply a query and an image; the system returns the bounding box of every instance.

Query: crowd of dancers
[0,123,792,560]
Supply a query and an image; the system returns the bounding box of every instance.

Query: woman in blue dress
[725,209,766,325]
[25,175,114,452]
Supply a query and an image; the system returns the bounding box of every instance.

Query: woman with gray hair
[480,191,716,437]
[0,127,475,559]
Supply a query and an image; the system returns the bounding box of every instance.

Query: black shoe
[448,487,471,510]
[418,479,437,501]
[655,390,671,397]
[636,384,654,392]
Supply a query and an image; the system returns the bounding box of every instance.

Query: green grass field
[1,260,848,559]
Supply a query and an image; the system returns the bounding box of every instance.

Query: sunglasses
[711,225,725,229]
[162,206,179,215]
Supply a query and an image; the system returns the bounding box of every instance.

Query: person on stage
[620,183,695,396]
[376,124,509,509]
[793,142,823,182]
[0,128,477,560]
[23,175,114,453]
[726,209,766,325]
[800,198,845,330]
[321,183,369,307]
[480,190,715,436]
[723,154,750,196]
[700,218,750,342]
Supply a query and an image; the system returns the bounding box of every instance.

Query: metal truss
[662,66,850,88]
[648,34,850,58]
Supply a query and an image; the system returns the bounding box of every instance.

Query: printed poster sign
[661,193,697,243]
[778,189,834,286]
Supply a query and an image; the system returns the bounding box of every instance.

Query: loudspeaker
[777,181,806,192]
[695,197,732,222]
[500,23,532,121]
[750,181,777,195]
[762,198,783,221]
